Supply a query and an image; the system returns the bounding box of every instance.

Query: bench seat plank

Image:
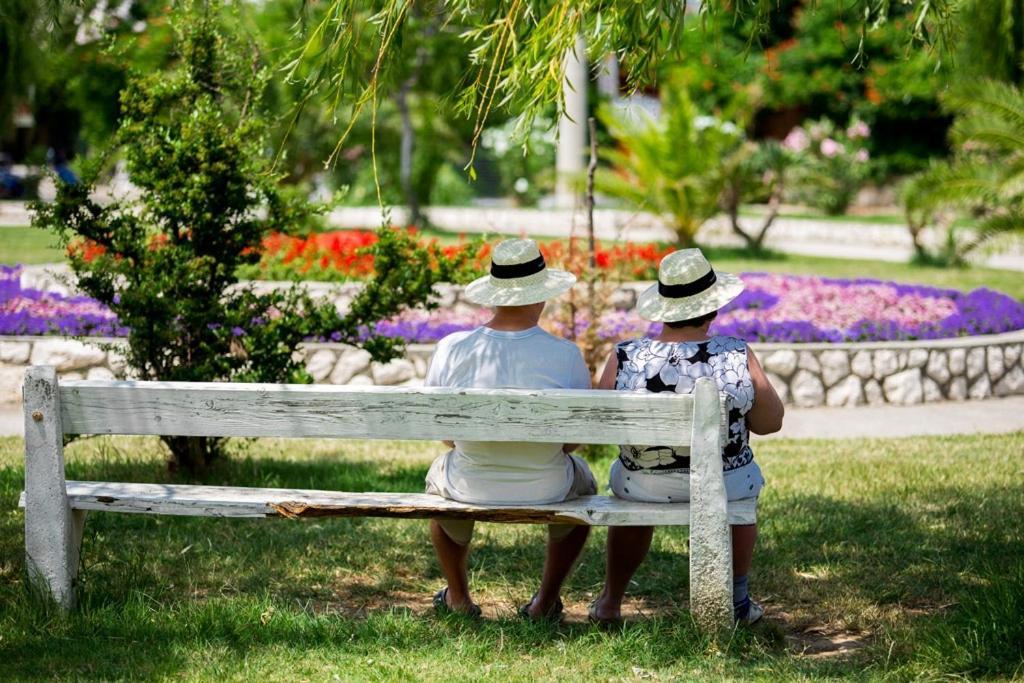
[18,481,757,526]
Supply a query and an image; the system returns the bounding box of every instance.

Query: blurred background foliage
[0,0,1020,228]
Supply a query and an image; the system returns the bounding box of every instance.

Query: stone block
[0,364,25,403]
[819,350,850,387]
[29,339,106,371]
[994,365,1024,397]
[86,367,115,381]
[371,359,416,385]
[987,346,1005,381]
[107,348,129,376]
[926,351,950,384]
[347,374,374,386]
[763,350,798,378]
[411,355,427,378]
[948,348,966,375]
[851,350,873,379]
[330,348,372,385]
[790,370,824,407]
[826,375,863,407]
[922,377,943,403]
[864,379,884,405]
[60,371,84,381]
[947,377,967,401]
[609,287,637,311]
[1004,344,1021,369]
[883,368,923,404]
[305,349,337,382]
[0,341,31,365]
[765,372,788,404]
[797,351,821,374]
[968,374,991,400]
[907,348,929,369]
[966,348,985,380]
[873,350,900,380]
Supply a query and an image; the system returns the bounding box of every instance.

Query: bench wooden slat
[17,481,758,526]
[56,381,709,445]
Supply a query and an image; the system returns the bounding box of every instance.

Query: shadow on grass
[2,452,1022,678]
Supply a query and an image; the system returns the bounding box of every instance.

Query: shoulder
[432,329,478,355]
[532,328,584,356]
[707,335,748,355]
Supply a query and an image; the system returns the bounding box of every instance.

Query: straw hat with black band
[635,248,744,322]
[464,239,576,306]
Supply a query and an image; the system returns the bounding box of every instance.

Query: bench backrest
[51,377,727,448]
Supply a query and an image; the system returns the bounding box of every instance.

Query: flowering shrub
[783,117,872,215]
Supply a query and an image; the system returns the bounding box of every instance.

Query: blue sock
[733,574,750,618]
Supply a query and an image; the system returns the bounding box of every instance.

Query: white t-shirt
[425,325,591,505]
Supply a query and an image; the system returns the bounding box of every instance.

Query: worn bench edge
[17,482,758,526]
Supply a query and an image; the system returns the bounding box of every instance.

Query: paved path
[2,397,1023,440]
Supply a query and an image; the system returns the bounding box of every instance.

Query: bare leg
[731,524,757,576]
[429,519,477,613]
[590,526,655,621]
[527,525,591,617]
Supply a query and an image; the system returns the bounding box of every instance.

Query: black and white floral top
[614,335,755,473]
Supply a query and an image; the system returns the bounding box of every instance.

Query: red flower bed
[250,230,670,282]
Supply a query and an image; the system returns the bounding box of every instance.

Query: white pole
[555,35,588,209]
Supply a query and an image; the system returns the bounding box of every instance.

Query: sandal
[587,600,624,628]
[518,593,564,622]
[433,587,482,618]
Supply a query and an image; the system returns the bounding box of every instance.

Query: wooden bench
[20,365,755,630]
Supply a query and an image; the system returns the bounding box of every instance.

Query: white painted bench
[20,365,754,630]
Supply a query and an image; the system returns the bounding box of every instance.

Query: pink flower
[847,121,871,138]
[855,149,870,163]
[782,128,809,153]
[820,138,844,158]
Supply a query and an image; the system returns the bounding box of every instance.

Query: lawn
[1,432,1021,680]
[0,226,66,265]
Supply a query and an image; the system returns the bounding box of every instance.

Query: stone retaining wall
[2,330,1022,407]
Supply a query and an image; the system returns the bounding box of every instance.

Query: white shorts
[609,458,764,505]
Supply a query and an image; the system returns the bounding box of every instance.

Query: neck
[486,309,541,331]
[654,323,711,343]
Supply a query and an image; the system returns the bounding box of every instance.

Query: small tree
[33,3,466,473]
[719,140,792,254]
[596,87,741,246]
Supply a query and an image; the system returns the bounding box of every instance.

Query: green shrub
[31,3,465,473]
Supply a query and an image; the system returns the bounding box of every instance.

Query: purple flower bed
[3,265,1023,344]
[0,266,127,337]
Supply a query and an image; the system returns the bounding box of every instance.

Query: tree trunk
[397,79,422,228]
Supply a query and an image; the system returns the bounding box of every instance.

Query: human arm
[597,352,619,390]
[745,347,785,435]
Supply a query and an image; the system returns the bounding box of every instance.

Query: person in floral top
[589,249,785,626]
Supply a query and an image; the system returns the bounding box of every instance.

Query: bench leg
[23,366,82,611]
[688,378,733,633]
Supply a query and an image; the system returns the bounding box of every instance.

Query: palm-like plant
[597,87,741,246]
[903,79,1024,263]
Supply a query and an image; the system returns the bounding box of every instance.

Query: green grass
[1,433,1021,680]
[0,226,66,265]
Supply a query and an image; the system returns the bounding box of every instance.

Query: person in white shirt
[424,239,597,620]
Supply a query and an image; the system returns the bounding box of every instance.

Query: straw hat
[636,248,744,322]
[464,239,576,306]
